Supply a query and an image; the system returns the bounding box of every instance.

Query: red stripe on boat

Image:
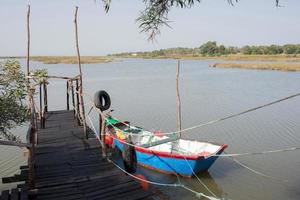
[111,135,228,161]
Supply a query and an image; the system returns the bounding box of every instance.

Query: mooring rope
[82,91,300,191]
[84,92,300,138]
[107,152,220,200]
[162,92,300,135]
[183,156,218,197]
[213,147,300,157]
[225,153,289,183]
[82,92,300,159]
[85,110,221,200]
[88,108,298,185]
[84,102,300,199]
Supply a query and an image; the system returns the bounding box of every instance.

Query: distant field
[211,62,300,72]
[30,56,113,64]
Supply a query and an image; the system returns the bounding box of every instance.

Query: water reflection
[111,147,224,200]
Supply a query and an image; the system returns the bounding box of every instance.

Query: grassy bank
[31,56,113,64]
[211,62,300,72]
[119,54,300,62]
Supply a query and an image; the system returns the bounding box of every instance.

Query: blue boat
[105,117,228,177]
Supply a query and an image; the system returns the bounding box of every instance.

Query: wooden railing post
[39,83,45,129]
[101,116,106,158]
[99,114,102,140]
[26,5,36,189]
[75,78,81,125]
[66,81,70,110]
[71,81,75,116]
[74,6,87,139]
[43,81,48,112]
[28,89,36,189]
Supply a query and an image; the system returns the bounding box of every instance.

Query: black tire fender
[94,90,111,111]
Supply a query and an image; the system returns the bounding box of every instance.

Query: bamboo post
[43,82,48,112]
[99,114,102,140]
[101,115,106,158]
[26,5,35,190]
[74,6,87,139]
[39,83,42,115]
[75,78,80,125]
[71,81,75,116]
[66,81,70,110]
[176,60,182,138]
[39,84,44,129]
[26,5,30,86]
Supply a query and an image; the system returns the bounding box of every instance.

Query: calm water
[1,58,300,199]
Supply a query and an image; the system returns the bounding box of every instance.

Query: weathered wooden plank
[10,188,19,200]
[1,110,155,200]
[2,174,21,183]
[0,190,9,200]
[85,181,140,198]
[20,185,28,200]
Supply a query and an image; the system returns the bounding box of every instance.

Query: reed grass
[211,62,300,72]
[121,54,300,62]
[31,56,113,64]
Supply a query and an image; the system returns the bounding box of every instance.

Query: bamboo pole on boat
[74,6,87,138]
[176,60,182,138]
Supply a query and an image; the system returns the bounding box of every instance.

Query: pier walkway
[0,110,154,200]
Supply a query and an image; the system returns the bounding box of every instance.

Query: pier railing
[25,74,87,189]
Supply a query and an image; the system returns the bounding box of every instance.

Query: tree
[199,41,218,55]
[219,45,226,55]
[283,44,298,54]
[266,45,283,54]
[102,0,281,39]
[0,60,28,141]
[241,45,252,55]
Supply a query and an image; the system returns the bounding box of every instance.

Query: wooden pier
[0,110,155,200]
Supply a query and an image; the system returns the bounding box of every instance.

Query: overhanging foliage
[102,0,281,39]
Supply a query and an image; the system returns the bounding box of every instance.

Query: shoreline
[114,54,300,62]
[211,62,300,72]
[1,55,300,71]
[1,56,114,64]
[30,56,114,64]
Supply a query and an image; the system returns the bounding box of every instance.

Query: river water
[1,58,300,199]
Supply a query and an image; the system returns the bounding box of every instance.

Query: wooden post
[176,60,182,137]
[43,82,48,112]
[39,84,42,116]
[39,84,44,129]
[99,114,102,140]
[71,81,75,116]
[66,81,70,110]
[74,6,87,139]
[26,5,35,190]
[26,5,30,86]
[75,79,80,125]
[101,115,106,158]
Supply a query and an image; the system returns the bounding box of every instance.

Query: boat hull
[113,138,226,177]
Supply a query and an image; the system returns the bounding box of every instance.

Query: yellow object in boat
[116,130,126,140]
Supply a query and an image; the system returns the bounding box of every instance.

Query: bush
[0,60,28,141]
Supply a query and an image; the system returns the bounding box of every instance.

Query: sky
[0,0,300,56]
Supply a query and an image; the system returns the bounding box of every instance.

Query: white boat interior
[112,124,223,157]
